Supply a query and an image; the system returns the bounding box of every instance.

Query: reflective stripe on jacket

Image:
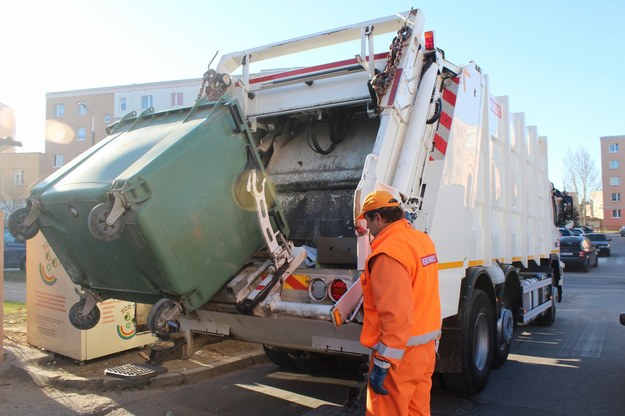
[360,219,442,367]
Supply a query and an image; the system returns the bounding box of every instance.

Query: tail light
[424,31,435,51]
[328,279,348,302]
[579,251,586,258]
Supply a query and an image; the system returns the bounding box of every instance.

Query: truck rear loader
[10,9,572,394]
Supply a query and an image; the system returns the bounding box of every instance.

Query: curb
[2,339,269,391]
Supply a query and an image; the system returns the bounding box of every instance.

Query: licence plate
[559,252,573,256]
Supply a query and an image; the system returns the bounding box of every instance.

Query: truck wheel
[443,290,493,394]
[69,299,101,330]
[262,345,298,370]
[536,287,556,326]
[493,306,513,369]
[8,207,40,240]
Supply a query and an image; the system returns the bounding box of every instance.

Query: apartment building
[600,135,625,230]
[0,152,47,220]
[45,78,202,176]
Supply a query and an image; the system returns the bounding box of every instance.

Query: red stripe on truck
[386,68,403,105]
[443,88,457,106]
[249,52,389,84]
[433,133,448,155]
[439,111,452,130]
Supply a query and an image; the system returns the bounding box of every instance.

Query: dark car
[4,228,26,270]
[579,225,594,233]
[585,233,611,256]
[559,227,573,236]
[559,236,598,272]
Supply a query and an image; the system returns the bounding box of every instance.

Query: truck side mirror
[562,195,573,219]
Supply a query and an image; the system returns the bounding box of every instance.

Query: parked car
[571,228,584,236]
[620,225,625,237]
[4,228,26,270]
[559,227,573,236]
[585,233,611,256]
[559,235,598,272]
[578,225,594,233]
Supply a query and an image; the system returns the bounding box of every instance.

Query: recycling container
[15,96,287,319]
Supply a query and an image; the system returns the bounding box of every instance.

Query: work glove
[368,357,390,395]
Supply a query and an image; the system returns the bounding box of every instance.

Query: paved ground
[3,278,25,302]
[1,276,274,412]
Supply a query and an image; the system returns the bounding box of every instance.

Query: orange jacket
[360,219,441,367]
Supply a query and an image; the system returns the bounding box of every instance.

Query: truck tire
[493,278,519,368]
[492,306,513,369]
[443,290,493,394]
[536,287,556,326]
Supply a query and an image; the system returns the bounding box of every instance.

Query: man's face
[364,212,386,237]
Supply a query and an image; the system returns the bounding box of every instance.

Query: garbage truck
[10,9,573,394]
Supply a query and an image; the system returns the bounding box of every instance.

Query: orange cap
[356,190,400,220]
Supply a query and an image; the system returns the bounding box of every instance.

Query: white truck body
[178,9,565,394]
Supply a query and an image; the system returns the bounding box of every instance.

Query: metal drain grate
[432,392,479,415]
[104,363,168,381]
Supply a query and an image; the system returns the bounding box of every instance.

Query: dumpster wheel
[88,202,124,242]
[148,298,182,333]
[69,299,101,330]
[8,207,40,240]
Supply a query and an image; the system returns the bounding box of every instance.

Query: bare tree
[562,147,600,226]
[0,171,28,219]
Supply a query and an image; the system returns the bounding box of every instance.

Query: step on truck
[10,9,573,394]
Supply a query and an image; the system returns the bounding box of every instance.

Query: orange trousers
[366,341,436,416]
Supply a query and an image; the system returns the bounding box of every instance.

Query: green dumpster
[11,96,287,329]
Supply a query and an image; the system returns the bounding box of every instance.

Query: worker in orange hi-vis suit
[356,190,442,416]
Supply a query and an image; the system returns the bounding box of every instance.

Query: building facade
[600,135,625,230]
[0,152,47,221]
[44,78,202,177]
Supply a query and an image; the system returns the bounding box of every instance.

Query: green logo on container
[116,312,136,339]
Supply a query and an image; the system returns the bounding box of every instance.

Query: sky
[1,0,624,190]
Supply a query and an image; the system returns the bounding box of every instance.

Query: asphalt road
[470,232,625,415]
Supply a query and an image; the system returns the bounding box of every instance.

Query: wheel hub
[497,307,514,344]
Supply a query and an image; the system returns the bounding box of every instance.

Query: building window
[171,92,183,107]
[610,176,620,186]
[53,154,64,168]
[612,193,621,202]
[610,143,620,153]
[14,169,24,186]
[120,97,127,111]
[54,103,64,117]
[77,127,86,141]
[78,104,87,116]
[610,160,620,169]
[141,95,153,109]
[104,114,111,123]
[612,209,622,219]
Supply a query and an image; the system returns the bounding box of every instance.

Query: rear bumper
[560,257,587,268]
